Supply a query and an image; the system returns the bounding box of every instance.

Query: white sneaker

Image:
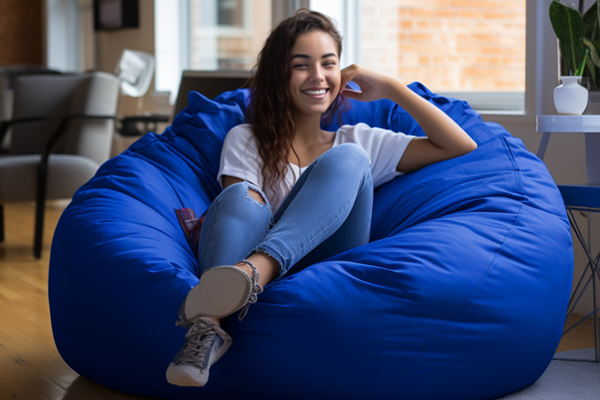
[166,318,232,387]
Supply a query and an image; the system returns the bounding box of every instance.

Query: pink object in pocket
[175,208,206,250]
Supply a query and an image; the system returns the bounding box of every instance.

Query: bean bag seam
[501,136,524,196]
[500,136,569,222]
[521,203,570,226]
[369,204,525,400]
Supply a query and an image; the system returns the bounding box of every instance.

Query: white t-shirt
[217,123,417,213]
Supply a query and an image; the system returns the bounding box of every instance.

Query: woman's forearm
[384,78,477,154]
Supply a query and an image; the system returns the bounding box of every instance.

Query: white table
[537,115,600,185]
[537,115,600,362]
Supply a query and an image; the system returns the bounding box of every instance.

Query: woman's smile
[302,87,330,99]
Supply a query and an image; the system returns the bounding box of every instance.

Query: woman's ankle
[234,253,279,287]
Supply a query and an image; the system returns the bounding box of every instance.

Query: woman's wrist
[385,78,414,105]
[379,75,397,100]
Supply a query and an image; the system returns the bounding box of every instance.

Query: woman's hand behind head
[340,64,395,102]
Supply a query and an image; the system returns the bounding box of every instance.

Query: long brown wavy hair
[246,9,343,206]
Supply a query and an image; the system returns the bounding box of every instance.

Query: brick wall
[0,0,43,65]
[361,0,526,91]
[187,0,525,92]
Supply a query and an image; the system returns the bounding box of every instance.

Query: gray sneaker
[178,259,264,324]
[166,318,232,387]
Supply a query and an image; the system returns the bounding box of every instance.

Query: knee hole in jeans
[246,189,266,205]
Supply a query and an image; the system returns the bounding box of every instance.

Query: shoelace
[236,259,264,321]
[177,319,218,368]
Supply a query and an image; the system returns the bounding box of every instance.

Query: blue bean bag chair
[49,83,573,400]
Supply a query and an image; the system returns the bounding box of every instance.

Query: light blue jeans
[197,143,374,285]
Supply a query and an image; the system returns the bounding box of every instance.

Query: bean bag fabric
[49,83,573,400]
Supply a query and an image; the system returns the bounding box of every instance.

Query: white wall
[154,0,188,104]
[45,0,81,71]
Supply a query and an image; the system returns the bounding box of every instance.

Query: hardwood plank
[0,384,21,400]
[0,341,65,400]
[0,281,24,301]
[0,315,76,386]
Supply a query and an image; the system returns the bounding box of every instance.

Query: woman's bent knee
[320,143,371,175]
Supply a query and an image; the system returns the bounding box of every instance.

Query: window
[155,0,271,103]
[156,0,527,112]
[310,0,527,112]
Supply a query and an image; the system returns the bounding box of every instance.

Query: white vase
[554,76,589,115]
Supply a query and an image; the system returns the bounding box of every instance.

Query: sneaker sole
[166,333,232,387]
[166,364,208,387]
[184,266,252,319]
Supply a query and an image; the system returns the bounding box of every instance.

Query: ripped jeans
[197,143,374,285]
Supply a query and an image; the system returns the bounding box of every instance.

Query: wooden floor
[0,201,598,399]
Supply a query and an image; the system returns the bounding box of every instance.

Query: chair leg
[0,204,4,243]
[34,197,45,259]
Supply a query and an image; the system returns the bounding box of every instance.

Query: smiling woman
[163,8,476,388]
[245,10,345,203]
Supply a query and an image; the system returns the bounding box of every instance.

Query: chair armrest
[34,113,119,248]
[0,116,48,151]
[28,113,118,259]
[42,114,118,159]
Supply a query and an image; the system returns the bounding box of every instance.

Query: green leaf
[575,48,590,75]
[586,52,597,89]
[550,0,586,75]
[583,37,600,68]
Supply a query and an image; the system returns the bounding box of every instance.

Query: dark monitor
[173,70,252,119]
[94,0,139,31]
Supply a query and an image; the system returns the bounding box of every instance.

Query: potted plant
[549,0,599,114]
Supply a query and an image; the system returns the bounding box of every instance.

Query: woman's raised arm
[340,64,477,173]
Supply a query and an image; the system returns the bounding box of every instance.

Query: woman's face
[288,31,341,118]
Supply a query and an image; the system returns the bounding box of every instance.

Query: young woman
[166,9,477,387]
